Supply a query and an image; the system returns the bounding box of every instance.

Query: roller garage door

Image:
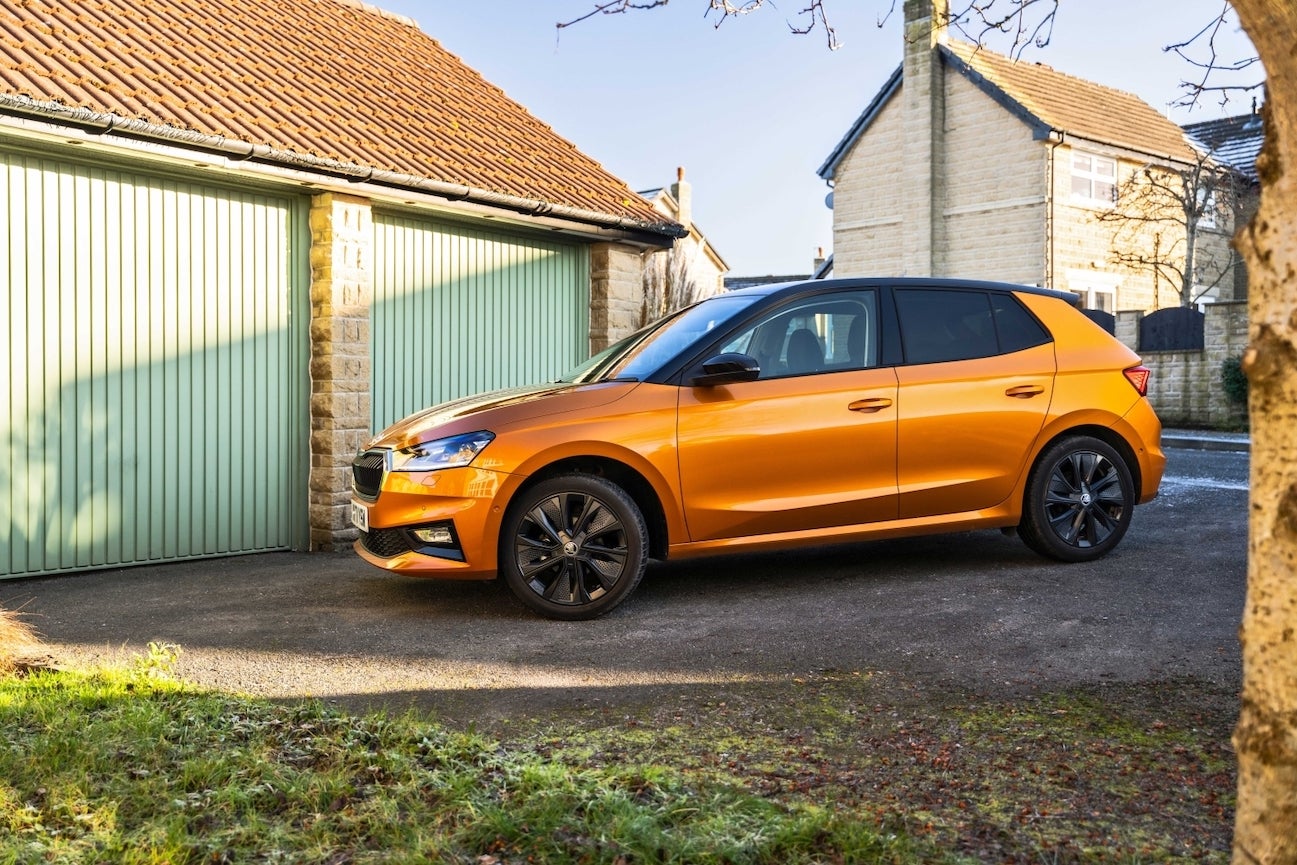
[0,148,310,578]
[371,213,590,430]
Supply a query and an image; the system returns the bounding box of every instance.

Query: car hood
[366,381,637,450]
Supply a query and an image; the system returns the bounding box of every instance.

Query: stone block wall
[303,206,649,550]
[589,242,645,352]
[1116,300,1249,427]
[308,193,374,550]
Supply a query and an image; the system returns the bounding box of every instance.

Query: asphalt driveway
[5,446,1248,725]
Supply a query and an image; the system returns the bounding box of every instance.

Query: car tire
[1019,435,1135,562]
[500,474,648,620]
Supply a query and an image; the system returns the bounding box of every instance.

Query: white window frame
[1071,151,1118,206]
[1196,185,1218,229]
[1066,269,1121,313]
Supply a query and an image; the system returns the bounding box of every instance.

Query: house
[1185,105,1265,301]
[0,0,684,579]
[637,167,728,327]
[724,248,833,291]
[817,0,1248,315]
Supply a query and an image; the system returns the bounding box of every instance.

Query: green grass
[0,647,1237,864]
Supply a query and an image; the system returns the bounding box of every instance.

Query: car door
[676,290,899,542]
[893,288,1056,520]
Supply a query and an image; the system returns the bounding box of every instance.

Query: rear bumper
[1122,399,1165,504]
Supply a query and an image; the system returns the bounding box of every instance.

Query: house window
[1196,185,1218,229]
[1078,288,1116,313]
[1067,270,1120,313]
[1071,152,1117,204]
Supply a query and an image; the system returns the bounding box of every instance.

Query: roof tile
[0,0,674,233]
[943,40,1201,163]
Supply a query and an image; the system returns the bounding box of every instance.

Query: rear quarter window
[993,293,1052,353]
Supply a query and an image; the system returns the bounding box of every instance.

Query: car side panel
[676,368,900,541]
[1018,293,1166,501]
[894,343,1055,519]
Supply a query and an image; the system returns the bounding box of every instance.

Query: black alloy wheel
[500,474,648,620]
[1019,435,1134,562]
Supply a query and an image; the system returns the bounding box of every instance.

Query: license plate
[349,499,370,533]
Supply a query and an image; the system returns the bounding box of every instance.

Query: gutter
[0,93,687,242]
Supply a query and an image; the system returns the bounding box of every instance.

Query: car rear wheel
[500,474,648,620]
[1019,435,1134,562]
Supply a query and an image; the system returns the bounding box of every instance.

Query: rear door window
[896,289,1050,364]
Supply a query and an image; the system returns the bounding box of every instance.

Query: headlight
[389,431,495,472]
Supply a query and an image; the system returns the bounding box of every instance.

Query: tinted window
[896,289,997,364]
[720,291,878,379]
[572,294,756,382]
[991,294,1051,353]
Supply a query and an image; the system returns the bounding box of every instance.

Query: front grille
[352,449,387,499]
[361,527,410,559]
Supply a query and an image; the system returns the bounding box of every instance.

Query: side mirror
[690,353,761,387]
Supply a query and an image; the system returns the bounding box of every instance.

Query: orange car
[351,278,1164,619]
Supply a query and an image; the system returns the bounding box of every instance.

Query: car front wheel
[500,474,648,620]
[1019,435,1135,562]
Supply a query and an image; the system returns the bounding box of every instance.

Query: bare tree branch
[558,0,840,50]
[1163,1,1264,111]
[946,0,1058,59]
[641,243,704,326]
[1093,151,1245,307]
[556,0,671,32]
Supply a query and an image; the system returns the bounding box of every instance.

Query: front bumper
[351,464,510,580]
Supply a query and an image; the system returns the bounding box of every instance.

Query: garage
[370,213,590,430]
[0,146,311,578]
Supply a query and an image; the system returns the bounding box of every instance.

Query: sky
[373,1,1260,277]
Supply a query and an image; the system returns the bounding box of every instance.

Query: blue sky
[376,1,1259,276]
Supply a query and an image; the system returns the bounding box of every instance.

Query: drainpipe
[1046,130,1065,289]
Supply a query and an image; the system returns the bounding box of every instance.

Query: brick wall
[1117,300,1249,427]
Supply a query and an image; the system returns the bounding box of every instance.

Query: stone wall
[308,193,374,551]
[589,242,645,352]
[1116,300,1249,428]
[306,202,649,550]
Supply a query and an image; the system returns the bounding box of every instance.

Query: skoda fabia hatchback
[351,278,1164,619]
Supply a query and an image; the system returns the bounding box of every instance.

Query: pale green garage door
[0,148,310,579]
[371,214,590,431]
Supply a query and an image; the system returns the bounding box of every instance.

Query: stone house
[817,0,1249,315]
[638,167,729,322]
[0,0,684,579]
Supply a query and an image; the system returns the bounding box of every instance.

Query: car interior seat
[784,328,824,375]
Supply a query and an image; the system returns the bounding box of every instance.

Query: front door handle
[848,397,894,413]
[1005,384,1046,398]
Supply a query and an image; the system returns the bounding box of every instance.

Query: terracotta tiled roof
[0,0,679,237]
[942,41,1201,163]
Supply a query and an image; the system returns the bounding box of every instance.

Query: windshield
[559,294,758,384]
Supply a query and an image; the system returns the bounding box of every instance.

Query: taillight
[1124,365,1150,396]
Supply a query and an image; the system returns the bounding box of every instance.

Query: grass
[0,606,42,675]
[0,643,1237,864]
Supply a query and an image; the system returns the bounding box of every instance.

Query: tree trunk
[1230,2,1297,862]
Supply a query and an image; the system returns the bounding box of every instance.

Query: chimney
[901,0,949,276]
[813,246,826,271]
[670,165,692,232]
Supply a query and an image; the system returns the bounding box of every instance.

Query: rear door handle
[848,397,894,413]
[1005,384,1046,398]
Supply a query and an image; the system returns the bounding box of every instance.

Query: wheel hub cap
[563,540,579,557]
